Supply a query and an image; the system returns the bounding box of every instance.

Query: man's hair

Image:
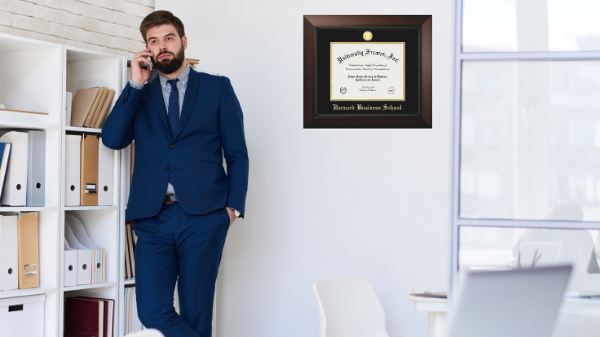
[140,10,185,43]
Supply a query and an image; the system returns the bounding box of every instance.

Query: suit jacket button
[169,144,174,149]
[166,165,170,170]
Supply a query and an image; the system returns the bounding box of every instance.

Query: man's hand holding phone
[131,48,153,85]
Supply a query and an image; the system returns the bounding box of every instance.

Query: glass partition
[462,0,600,52]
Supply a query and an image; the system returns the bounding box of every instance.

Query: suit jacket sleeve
[219,77,249,218]
[101,82,143,150]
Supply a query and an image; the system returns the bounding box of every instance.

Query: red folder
[71,296,115,337]
[64,297,104,337]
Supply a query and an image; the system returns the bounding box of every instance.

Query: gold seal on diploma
[363,31,373,41]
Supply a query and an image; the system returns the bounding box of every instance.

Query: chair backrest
[124,328,165,337]
[312,278,390,337]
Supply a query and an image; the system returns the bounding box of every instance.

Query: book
[85,87,107,128]
[65,297,104,337]
[71,87,101,127]
[92,89,115,129]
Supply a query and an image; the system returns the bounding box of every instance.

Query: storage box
[0,294,45,337]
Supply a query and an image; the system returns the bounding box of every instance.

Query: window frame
[449,0,600,301]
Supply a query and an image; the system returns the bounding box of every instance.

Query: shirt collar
[159,62,190,89]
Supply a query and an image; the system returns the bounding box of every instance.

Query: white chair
[312,278,390,337]
[124,328,165,337]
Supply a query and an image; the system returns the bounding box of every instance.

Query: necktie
[167,78,179,186]
[167,78,180,137]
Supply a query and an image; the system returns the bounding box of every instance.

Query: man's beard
[153,47,185,74]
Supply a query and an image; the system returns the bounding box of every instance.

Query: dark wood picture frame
[304,15,432,129]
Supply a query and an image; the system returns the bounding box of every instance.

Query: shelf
[63,282,118,292]
[65,126,102,133]
[64,205,118,211]
[124,279,135,285]
[0,120,59,130]
[0,206,58,212]
[0,287,57,299]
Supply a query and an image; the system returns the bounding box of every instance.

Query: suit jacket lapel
[172,69,200,140]
[150,76,171,134]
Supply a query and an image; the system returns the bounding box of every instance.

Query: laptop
[446,265,572,337]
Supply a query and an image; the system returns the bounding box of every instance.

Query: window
[451,1,600,335]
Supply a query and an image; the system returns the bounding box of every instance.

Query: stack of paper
[124,287,146,334]
[64,296,114,337]
[70,87,116,129]
[64,213,105,285]
[124,222,137,280]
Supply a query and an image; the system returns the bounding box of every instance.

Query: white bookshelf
[0,32,63,337]
[0,32,128,337]
[60,45,123,337]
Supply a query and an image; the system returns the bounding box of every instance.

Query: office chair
[312,278,390,337]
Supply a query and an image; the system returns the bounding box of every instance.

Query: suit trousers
[133,200,230,337]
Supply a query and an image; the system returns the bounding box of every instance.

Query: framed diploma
[304,15,432,128]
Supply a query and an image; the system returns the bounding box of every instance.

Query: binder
[72,296,115,337]
[70,87,101,127]
[0,143,11,202]
[126,223,135,277]
[64,221,92,285]
[0,131,29,206]
[64,297,104,337]
[98,137,114,206]
[65,135,82,206]
[64,238,78,287]
[1,215,18,291]
[66,91,73,127]
[124,224,131,279]
[17,212,39,289]
[26,130,45,207]
[92,89,115,129]
[85,87,107,128]
[65,213,105,283]
[80,133,99,206]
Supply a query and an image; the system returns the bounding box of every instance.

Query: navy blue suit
[102,68,249,337]
[102,69,249,221]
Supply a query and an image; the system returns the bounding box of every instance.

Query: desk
[408,295,600,337]
[408,295,447,337]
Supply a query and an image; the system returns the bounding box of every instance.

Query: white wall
[158,1,454,336]
[0,0,153,56]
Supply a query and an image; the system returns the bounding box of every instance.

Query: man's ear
[182,36,188,51]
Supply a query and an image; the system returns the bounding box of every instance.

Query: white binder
[64,221,92,285]
[65,134,81,206]
[26,130,45,207]
[65,213,105,283]
[66,91,73,126]
[63,238,78,287]
[0,131,29,206]
[0,215,18,291]
[98,137,114,206]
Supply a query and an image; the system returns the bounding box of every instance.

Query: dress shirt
[129,63,190,195]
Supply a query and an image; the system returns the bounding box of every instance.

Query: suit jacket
[101,69,249,221]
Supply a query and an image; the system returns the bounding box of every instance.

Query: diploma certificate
[330,42,405,101]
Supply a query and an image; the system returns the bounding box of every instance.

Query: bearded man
[101,10,249,337]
